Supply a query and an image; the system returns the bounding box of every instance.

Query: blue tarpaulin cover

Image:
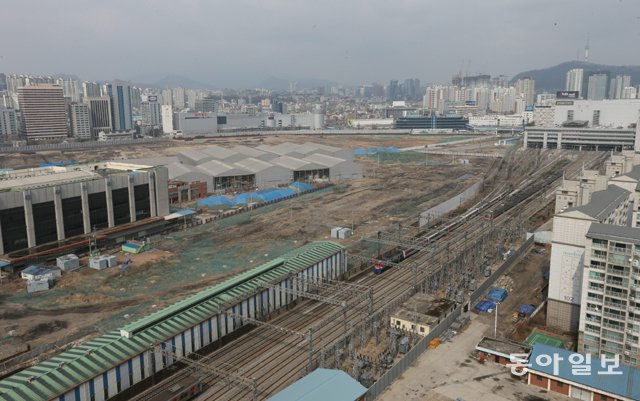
[196,196,234,207]
[517,304,536,315]
[352,146,401,155]
[487,287,508,302]
[475,299,496,312]
[290,181,314,192]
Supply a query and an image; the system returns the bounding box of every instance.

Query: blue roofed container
[487,287,508,302]
[267,368,367,401]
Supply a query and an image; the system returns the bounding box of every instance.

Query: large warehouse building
[127,142,362,192]
[0,241,346,401]
[0,162,169,255]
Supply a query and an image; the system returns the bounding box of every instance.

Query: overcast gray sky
[2,0,639,87]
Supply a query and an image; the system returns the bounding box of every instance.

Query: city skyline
[1,0,639,88]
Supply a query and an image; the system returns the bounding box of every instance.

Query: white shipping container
[27,279,50,293]
[57,254,80,272]
[338,228,352,239]
[331,227,344,238]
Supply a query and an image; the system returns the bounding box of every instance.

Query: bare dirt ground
[0,135,499,363]
[377,315,569,401]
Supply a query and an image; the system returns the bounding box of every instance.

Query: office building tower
[69,103,92,140]
[18,84,68,141]
[0,73,6,92]
[578,223,640,366]
[194,96,217,113]
[141,96,162,126]
[82,81,102,98]
[566,68,584,94]
[172,87,185,109]
[515,77,536,106]
[161,105,173,133]
[106,80,133,131]
[86,97,113,136]
[388,80,398,101]
[609,75,632,100]
[0,107,18,137]
[587,73,609,100]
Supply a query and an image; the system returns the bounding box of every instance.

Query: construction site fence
[365,235,534,400]
[419,180,484,226]
[0,137,169,153]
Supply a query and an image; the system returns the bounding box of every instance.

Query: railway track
[133,150,606,401]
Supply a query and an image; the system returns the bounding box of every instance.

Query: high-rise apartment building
[86,97,113,136]
[161,105,174,133]
[172,87,185,109]
[18,84,68,141]
[161,89,173,106]
[69,103,92,140]
[547,184,632,332]
[566,68,584,94]
[82,81,102,98]
[106,80,133,131]
[0,107,18,137]
[58,79,81,103]
[0,73,6,92]
[579,224,640,366]
[515,77,536,106]
[587,73,609,100]
[609,75,632,100]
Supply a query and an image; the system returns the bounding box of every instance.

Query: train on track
[370,166,565,274]
[146,375,204,401]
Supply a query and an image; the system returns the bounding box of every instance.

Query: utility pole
[494,302,499,338]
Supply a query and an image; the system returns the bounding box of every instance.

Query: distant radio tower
[584,34,590,62]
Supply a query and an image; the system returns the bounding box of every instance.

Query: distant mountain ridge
[152,74,214,89]
[511,61,640,92]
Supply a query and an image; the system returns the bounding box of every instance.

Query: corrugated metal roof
[196,160,250,177]
[303,154,346,168]
[267,368,367,401]
[199,145,239,160]
[233,157,279,173]
[529,344,640,400]
[0,242,344,401]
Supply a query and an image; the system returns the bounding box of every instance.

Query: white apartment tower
[579,224,640,366]
[69,103,92,140]
[547,185,633,332]
[566,68,584,94]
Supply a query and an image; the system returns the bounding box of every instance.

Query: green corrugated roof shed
[0,241,344,401]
